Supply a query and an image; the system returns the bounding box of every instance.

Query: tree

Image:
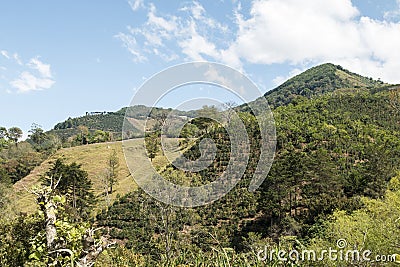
[152,110,168,132]
[28,123,46,147]
[25,178,114,266]
[107,149,119,194]
[309,175,400,266]
[145,132,160,161]
[0,127,8,151]
[90,130,111,144]
[221,101,238,125]
[1,142,43,183]
[0,167,11,212]
[77,125,89,145]
[7,127,23,146]
[44,159,96,220]
[193,105,221,134]
[40,133,62,154]
[0,212,43,266]
[0,127,7,139]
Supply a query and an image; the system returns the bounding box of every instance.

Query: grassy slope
[13,138,183,214]
[13,141,139,213]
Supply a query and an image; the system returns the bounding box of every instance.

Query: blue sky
[1,0,400,137]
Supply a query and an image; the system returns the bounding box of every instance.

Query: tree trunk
[44,197,57,250]
[77,229,115,267]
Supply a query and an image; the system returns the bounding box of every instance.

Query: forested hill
[50,105,196,141]
[263,63,392,108]
[95,65,400,264]
[3,63,400,265]
[50,63,397,142]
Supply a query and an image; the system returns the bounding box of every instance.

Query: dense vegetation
[1,63,400,266]
[263,63,386,108]
[51,106,196,144]
[94,86,400,265]
[0,124,62,184]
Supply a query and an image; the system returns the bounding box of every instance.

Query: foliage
[43,159,96,220]
[52,106,196,143]
[95,246,148,267]
[106,149,119,194]
[7,127,23,145]
[0,167,11,211]
[0,183,107,266]
[4,63,400,266]
[0,127,9,151]
[0,141,44,183]
[262,63,385,108]
[95,74,400,265]
[0,124,61,184]
[0,213,43,267]
[28,123,62,154]
[145,131,160,161]
[308,174,400,266]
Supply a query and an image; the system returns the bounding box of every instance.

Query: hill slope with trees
[94,64,400,265]
[50,106,196,144]
[263,63,391,108]
[2,63,400,266]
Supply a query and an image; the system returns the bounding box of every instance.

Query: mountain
[50,105,196,142]
[7,63,400,265]
[49,63,395,142]
[94,66,400,264]
[264,63,389,108]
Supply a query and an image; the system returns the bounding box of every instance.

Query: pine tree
[44,159,96,220]
[107,149,119,194]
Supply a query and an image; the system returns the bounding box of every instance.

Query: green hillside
[12,138,183,214]
[94,66,400,265]
[13,141,134,213]
[51,105,196,142]
[264,63,388,108]
[3,63,400,266]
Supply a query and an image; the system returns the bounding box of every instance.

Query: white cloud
[229,0,363,65]
[117,1,230,63]
[1,50,10,59]
[10,71,55,93]
[128,0,144,11]
[115,32,147,62]
[178,21,220,61]
[28,57,52,78]
[225,0,400,83]
[13,53,22,65]
[152,48,179,61]
[1,55,56,93]
[384,0,400,21]
[1,50,56,93]
[204,65,235,89]
[148,4,178,32]
[119,0,400,84]
[180,1,205,20]
[1,50,23,65]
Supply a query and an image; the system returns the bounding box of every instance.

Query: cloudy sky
[1,0,400,136]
